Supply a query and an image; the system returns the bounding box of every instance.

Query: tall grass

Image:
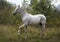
[0,25,60,42]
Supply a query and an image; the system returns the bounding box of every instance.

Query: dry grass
[0,25,60,42]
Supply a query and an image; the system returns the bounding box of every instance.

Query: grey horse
[13,5,46,38]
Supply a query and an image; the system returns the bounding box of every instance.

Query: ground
[0,25,60,42]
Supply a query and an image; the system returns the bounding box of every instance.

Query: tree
[0,0,15,24]
[30,0,60,27]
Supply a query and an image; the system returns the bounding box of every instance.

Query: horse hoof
[18,33,20,35]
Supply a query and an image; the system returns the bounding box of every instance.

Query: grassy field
[0,25,60,42]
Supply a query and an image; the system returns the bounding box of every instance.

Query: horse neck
[20,10,27,18]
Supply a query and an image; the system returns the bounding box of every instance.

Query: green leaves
[30,0,60,27]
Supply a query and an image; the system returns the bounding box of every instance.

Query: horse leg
[42,24,46,38]
[24,26,28,39]
[39,23,46,38]
[18,24,25,35]
[39,23,43,38]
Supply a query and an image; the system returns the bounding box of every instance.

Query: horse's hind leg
[39,23,46,38]
[39,23,43,38]
[42,24,46,38]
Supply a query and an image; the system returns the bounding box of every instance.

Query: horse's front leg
[18,24,25,35]
[24,26,28,39]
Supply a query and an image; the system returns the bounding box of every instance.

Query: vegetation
[0,0,60,26]
[30,0,60,27]
[0,0,22,26]
[0,25,60,42]
[0,0,60,42]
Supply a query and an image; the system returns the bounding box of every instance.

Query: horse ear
[18,5,20,8]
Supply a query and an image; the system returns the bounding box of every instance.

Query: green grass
[0,25,60,42]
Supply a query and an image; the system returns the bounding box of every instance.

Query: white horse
[13,5,46,38]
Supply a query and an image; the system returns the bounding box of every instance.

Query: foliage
[30,0,60,27]
[0,0,21,25]
[0,0,60,27]
[0,0,60,42]
[0,25,60,42]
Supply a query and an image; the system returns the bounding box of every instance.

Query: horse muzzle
[13,13,15,16]
[13,12,16,16]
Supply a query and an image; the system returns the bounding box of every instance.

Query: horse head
[13,5,25,16]
[13,5,20,15]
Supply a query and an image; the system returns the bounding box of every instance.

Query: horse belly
[30,17,40,25]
